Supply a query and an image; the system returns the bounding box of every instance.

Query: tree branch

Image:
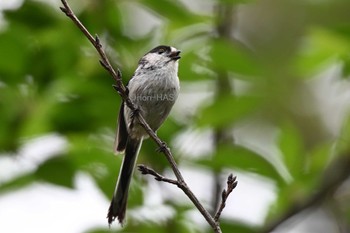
[59,1,227,232]
[138,165,238,227]
[138,165,178,186]
[214,174,238,222]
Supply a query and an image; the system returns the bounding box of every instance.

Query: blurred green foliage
[1,0,350,232]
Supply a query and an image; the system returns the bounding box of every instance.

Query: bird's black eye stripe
[148,45,171,54]
[158,48,165,54]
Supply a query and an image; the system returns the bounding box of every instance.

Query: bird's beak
[168,50,181,61]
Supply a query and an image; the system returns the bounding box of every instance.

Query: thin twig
[60,0,127,99]
[138,165,178,186]
[214,174,238,222]
[139,165,232,228]
[59,1,222,232]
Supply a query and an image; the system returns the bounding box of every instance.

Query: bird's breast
[125,70,179,136]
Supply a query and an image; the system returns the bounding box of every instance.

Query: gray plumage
[107,45,181,225]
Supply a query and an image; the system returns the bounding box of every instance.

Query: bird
[107,45,181,225]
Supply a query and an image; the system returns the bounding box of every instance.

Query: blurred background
[1,0,350,232]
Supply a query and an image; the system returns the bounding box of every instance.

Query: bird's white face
[138,46,181,70]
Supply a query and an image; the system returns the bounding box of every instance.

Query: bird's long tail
[107,137,142,225]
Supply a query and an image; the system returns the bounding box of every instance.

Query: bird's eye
[158,48,165,54]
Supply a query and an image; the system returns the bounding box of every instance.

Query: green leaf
[341,55,350,78]
[220,220,257,233]
[0,173,36,194]
[335,116,350,154]
[0,86,28,151]
[211,39,262,76]
[0,28,29,78]
[198,95,260,128]
[141,0,203,25]
[219,0,257,4]
[83,229,110,233]
[277,122,304,178]
[266,182,303,223]
[293,28,350,76]
[178,50,214,81]
[198,145,284,184]
[4,1,59,30]
[35,156,75,188]
[308,143,333,174]
[68,134,119,197]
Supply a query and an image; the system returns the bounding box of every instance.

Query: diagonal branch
[60,1,127,102]
[59,1,224,232]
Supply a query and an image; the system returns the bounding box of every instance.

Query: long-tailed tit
[107,45,181,225]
